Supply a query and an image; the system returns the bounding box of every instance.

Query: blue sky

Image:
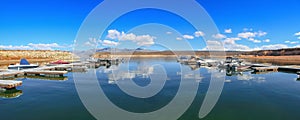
[0,0,300,51]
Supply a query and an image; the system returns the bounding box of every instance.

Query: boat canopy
[51,60,70,64]
[20,59,30,65]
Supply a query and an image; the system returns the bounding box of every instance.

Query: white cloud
[212,33,227,39]
[166,32,172,35]
[183,35,194,40]
[294,45,300,48]
[258,44,288,50]
[176,37,183,40]
[222,37,250,51]
[0,45,32,50]
[106,29,121,39]
[206,40,222,45]
[285,40,299,44]
[0,43,66,50]
[27,43,62,50]
[84,38,98,47]
[243,28,253,31]
[298,37,300,40]
[119,32,136,41]
[263,39,270,42]
[206,40,224,51]
[257,31,267,37]
[248,38,261,43]
[225,44,251,51]
[224,29,232,33]
[238,32,256,39]
[224,37,241,44]
[101,40,119,46]
[135,35,155,46]
[105,29,156,46]
[238,31,267,39]
[290,41,299,44]
[253,40,262,43]
[295,32,300,36]
[284,40,299,44]
[194,31,205,37]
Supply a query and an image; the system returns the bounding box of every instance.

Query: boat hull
[8,65,39,70]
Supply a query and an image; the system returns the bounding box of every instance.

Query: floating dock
[252,66,279,72]
[24,70,68,77]
[277,66,300,73]
[0,80,22,89]
[0,71,24,78]
[250,64,300,73]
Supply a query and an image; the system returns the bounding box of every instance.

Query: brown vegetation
[0,50,76,67]
[239,55,300,65]
[242,48,300,56]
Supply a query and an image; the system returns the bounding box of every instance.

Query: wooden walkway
[250,64,300,73]
[252,66,278,72]
[0,71,24,78]
[0,80,22,89]
[24,70,68,77]
[0,62,91,79]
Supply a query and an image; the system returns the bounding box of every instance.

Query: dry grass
[0,50,77,69]
[239,55,300,65]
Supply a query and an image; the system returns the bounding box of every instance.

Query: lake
[1,58,300,120]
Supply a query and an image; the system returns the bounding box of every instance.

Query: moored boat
[8,59,39,70]
[50,60,70,64]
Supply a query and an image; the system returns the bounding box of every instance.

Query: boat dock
[0,80,22,89]
[24,70,68,77]
[0,71,24,78]
[250,64,300,73]
[252,66,279,72]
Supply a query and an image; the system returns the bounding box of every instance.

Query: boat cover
[20,59,30,65]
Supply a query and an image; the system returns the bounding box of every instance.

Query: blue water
[1,58,300,120]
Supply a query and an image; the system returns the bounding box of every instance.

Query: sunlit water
[1,58,300,120]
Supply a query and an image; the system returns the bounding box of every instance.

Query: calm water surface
[1,58,300,120]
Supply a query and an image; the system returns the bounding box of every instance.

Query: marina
[0,58,122,89]
[1,58,300,120]
[178,56,300,74]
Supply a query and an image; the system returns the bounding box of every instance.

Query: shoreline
[0,59,75,69]
[239,55,300,65]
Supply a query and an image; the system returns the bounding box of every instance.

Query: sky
[0,0,300,51]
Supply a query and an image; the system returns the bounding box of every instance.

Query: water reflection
[25,75,68,81]
[185,62,300,83]
[237,73,254,81]
[98,62,155,84]
[0,88,23,99]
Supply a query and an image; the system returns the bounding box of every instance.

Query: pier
[24,70,68,77]
[0,80,22,89]
[252,66,279,72]
[0,71,24,78]
[0,59,118,80]
[249,64,300,73]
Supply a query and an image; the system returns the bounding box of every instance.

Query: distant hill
[242,48,300,56]
[93,50,242,58]
[95,47,155,52]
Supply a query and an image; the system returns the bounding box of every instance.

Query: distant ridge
[242,48,300,56]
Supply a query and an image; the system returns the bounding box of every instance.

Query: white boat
[8,59,39,70]
[197,59,219,66]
